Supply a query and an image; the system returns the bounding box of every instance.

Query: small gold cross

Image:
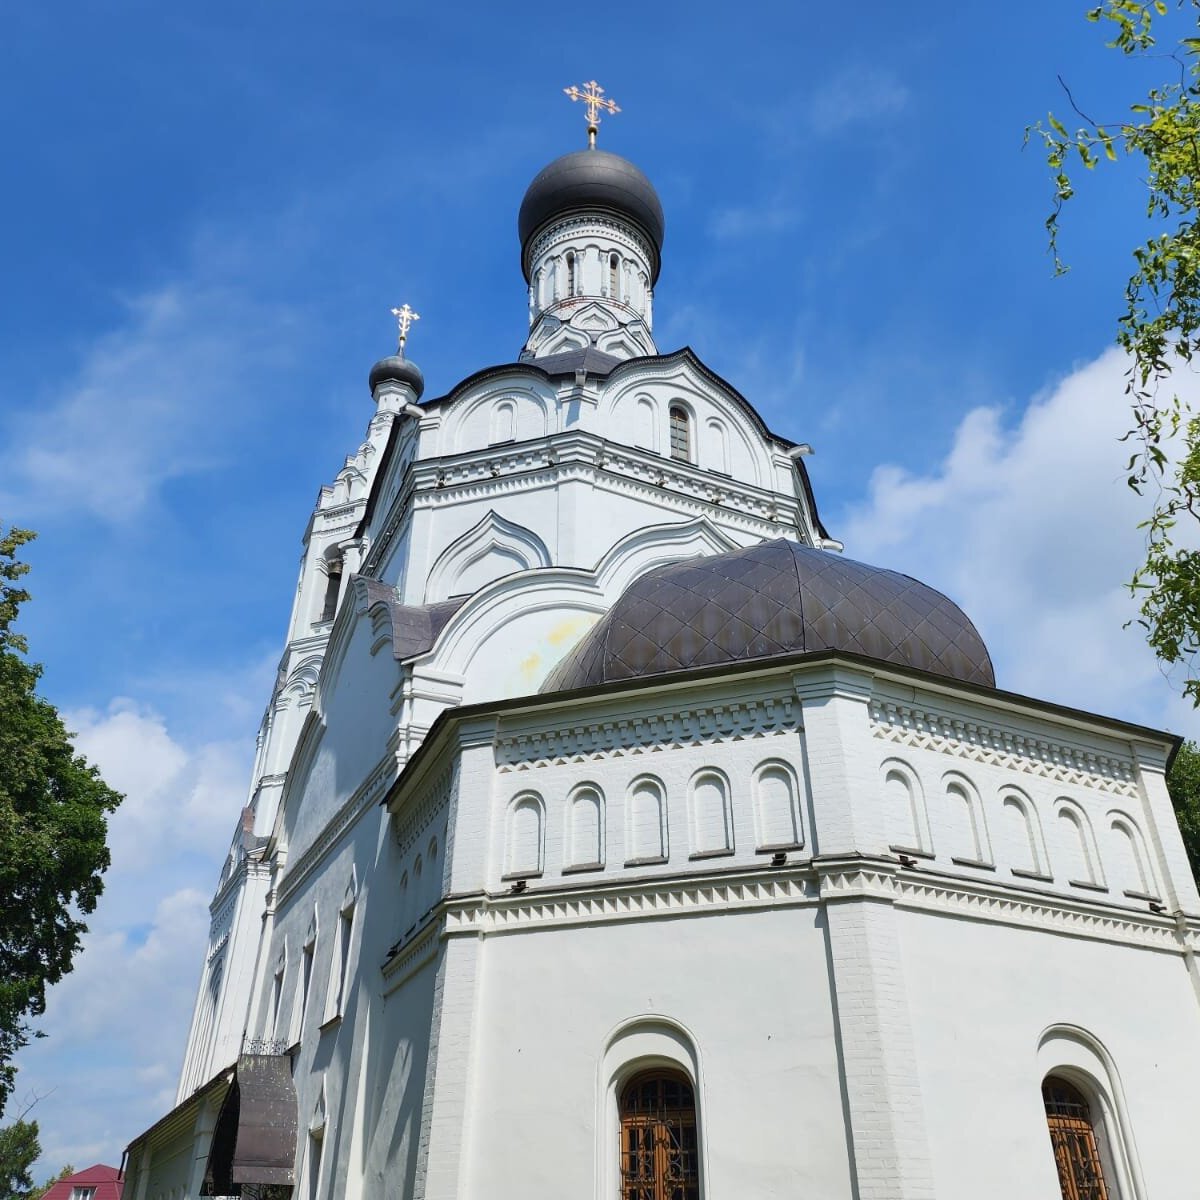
[390,303,420,353]
[564,80,620,148]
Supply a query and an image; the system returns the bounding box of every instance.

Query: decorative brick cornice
[394,764,455,855]
[495,695,801,771]
[380,914,441,994]
[869,699,1139,797]
[443,870,818,939]
[374,858,1197,962]
[362,430,801,577]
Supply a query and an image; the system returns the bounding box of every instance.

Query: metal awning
[203,1054,298,1195]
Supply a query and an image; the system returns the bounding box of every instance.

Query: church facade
[124,115,1200,1200]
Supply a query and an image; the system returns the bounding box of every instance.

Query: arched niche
[880,758,933,857]
[633,394,658,452]
[753,759,804,851]
[1105,809,1159,900]
[565,783,605,871]
[997,787,1051,880]
[704,416,730,474]
[446,385,552,453]
[490,399,516,445]
[1054,799,1106,891]
[626,775,668,865]
[505,793,545,879]
[939,771,994,868]
[688,768,733,858]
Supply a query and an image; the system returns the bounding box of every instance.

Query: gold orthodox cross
[564,80,620,148]
[390,303,420,352]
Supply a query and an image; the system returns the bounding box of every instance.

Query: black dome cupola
[518,149,666,285]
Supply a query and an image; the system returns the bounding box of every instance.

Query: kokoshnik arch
[124,86,1200,1200]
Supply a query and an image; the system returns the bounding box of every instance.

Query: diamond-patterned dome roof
[540,539,994,693]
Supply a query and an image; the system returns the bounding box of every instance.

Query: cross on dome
[563,80,620,148]
[390,303,420,353]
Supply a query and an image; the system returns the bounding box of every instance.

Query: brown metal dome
[540,539,994,693]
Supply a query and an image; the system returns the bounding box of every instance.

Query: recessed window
[619,1070,700,1200]
[1042,1076,1112,1200]
[610,253,620,298]
[566,251,577,296]
[320,556,343,623]
[297,933,315,1039]
[669,406,691,462]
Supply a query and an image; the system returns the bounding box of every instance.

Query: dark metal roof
[203,1054,298,1194]
[360,579,467,660]
[519,149,665,283]
[527,345,623,378]
[369,353,425,398]
[540,539,995,693]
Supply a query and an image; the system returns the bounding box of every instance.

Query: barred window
[1043,1076,1112,1200]
[566,251,577,295]
[669,406,691,462]
[619,1070,700,1200]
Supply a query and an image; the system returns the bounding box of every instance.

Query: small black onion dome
[368,354,424,397]
[518,148,665,284]
[540,539,995,694]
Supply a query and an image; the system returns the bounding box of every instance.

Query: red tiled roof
[41,1163,123,1200]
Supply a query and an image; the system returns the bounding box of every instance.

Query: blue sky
[3,0,1198,1175]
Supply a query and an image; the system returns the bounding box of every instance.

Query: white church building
[124,106,1200,1200]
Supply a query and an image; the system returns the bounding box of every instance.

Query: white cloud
[10,702,252,1173]
[808,65,910,135]
[0,259,300,523]
[836,347,1200,736]
[709,199,802,241]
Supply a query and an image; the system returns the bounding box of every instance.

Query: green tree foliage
[0,1119,40,1200]
[0,527,122,1114]
[1031,1,1200,703]
[31,1164,73,1200]
[1167,738,1200,876]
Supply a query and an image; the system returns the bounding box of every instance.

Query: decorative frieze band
[869,700,1139,797]
[372,859,1195,963]
[443,871,817,938]
[496,696,801,770]
[393,764,456,856]
[421,860,1194,956]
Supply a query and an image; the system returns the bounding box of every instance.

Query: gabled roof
[41,1164,123,1200]
[357,346,830,541]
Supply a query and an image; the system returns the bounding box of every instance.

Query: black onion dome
[368,354,424,397]
[518,149,666,283]
[541,539,994,693]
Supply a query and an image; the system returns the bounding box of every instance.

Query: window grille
[1043,1076,1112,1200]
[566,252,577,296]
[619,1070,700,1200]
[669,407,691,462]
